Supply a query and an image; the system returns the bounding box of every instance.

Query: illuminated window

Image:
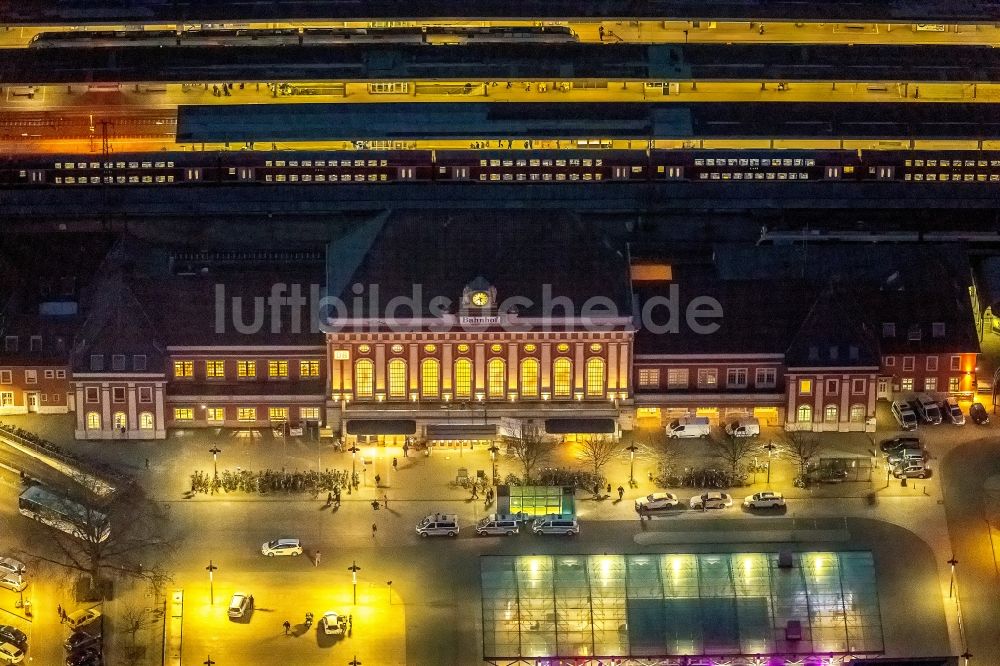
[139,412,154,429]
[924,377,937,391]
[300,407,320,420]
[391,344,404,354]
[590,343,602,352]
[901,377,914,391]
[491,344,503,353]
[421,358,440,398]
[697,369,718,389]
[520,358,539,397]
[269,407,289,422]
[206,360,225,378]
[638,368,660,388]
[454,358,472,399]
[358,344,371,353]
[586,358,605,397]
[354,359,374,398]
[174,360,193,378]
[796,404,812,423]
[557,343,570,353]
[666,369,688,389]
[457,344,470,353]
[237,360,256,378]
[174,408,194,421]
[488,359,506,398]
[300,359,320,377]
[205,408,224,422]
[424,344,437,353]
[113,412,127,430]
[86,412,101,429]
[553,358,572,398]
[237,407,257,422]
[388,358,407,398]
[824,404,838,423]
[948,377,960,392]
[524,343,537,353]
[849,404,866,423]
[799,379,813,395]
[268,360,289,378]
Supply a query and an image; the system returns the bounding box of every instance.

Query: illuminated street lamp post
[488,443,500,486]
[625,443,639,486]
[387,580,393,605]
[349,658,362,666]
[763,441,777,485]
[206,560,217,605]
[204,657,215,666]
[209,446,222,477]
[948,556,958,598]
[348,444,359,494]
[348,560,361,605]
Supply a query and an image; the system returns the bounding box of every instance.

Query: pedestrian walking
[607,483,612,495]
[57,604,63,621]
[382,493,388,508]
[375,473,381,487]
[392,457,398,471]
[144,458,149,469]
[283,620,291,635]
[349,614,353,630]
[402,443,409,457]
[371,523,377,538]
[334,488,341,506]
[249,595,254,608]
[598,25,605,41]
[471,485,479,499]
[617,485,625,501]
[314,551,321,567]
[327,492,333,506]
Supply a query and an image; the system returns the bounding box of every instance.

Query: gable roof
[785,284,880,368]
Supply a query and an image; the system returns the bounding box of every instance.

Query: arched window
[796,404,812,423]
[86,412,101,429]
[586,357,605,397]
[388,358,407,398]
[421,358,440,398]
[354,359,374,398]
[553,358,572,398]
[139,412,154,430]
[488,358,506,398]
[849,404,866,423]
[520,358,539,398]
[113,412,127,430]
[454,358,472,400]
[824,404,838,423]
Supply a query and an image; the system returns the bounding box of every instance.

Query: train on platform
[28,25,578,48]
[2,147,999,188]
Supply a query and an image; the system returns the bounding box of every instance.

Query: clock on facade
[471,291,490,307]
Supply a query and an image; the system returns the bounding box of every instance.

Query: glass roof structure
[481,551,884,662]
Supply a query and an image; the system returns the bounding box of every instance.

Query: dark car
[64,632,101,653]
[969,402,990,425]
[0,625,26,648]
[66,646,101,666]
[879,436,921,453]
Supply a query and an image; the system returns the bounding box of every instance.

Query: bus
[18,485,111,543]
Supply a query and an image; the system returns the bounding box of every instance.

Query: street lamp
[488,443,500,486]
[209,446,222,477]
[763,441,777,485]
[625,443,639,486]
[948,556,958,598]
[347,444,359,493]
[349,658,362,666]
[387,580,393,605]
[206,560,217,605]
[348,560,361,605]
[204,657,215,666]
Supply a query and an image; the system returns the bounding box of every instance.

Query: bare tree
[576,434,624,481]
[711,433,758,474]
[21,481,177,600]
[782,431,825,480]
[117,602,158,665]
[504,423,554,484]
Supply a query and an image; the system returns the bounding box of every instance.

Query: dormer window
[932,322,945,338]
[90,354,104,371]
[112,354,126,371]
[881,323,895,338]
[908,325,922,341]
[849,346,859,361]
[30,336,42,352]
[829,346,839,361]
[808,346,819,361]
[4,336,17,352]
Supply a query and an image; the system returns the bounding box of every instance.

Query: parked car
[887,448,925,467]
[0,642,23,665]
[531,515,580,535]
[320,611,347,635]
[0,559,25,578]
[228,593,252,619]
[0,627,25,650]
[64,609,101,630]
[634,492,681,513]
[261,538,302,557]
[0,575,26,593]
[475,515,520,536]
[416,513,459,537]
[65,646,100,666]
[891,400,919,430]
[941,400,965,425]
[64,631,101,653]
[914,394,943,424]
[743,491,786,509]
[690,492,733,510]
[879,436,921,453]
[969,402,990,425]
[893,463,931,479]
[725,417,760,438]
[667,417,711,439]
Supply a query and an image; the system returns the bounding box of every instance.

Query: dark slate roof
[0,313,77,366]
[328,211,632,320]
[785,285,881,368]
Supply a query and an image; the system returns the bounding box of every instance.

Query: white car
[64,608,101,630]
[320,611,347,635]
[743,491,786,509]
[0,642,24,664]
[689,492,733,510]
[0,575,25,593]
[261,538,303,557]
[0,559,25,578]
[634,492,681,513]
[942,401,965,426]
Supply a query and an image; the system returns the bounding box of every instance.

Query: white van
[891,400,919,430]
[725,417,760,438]
[475,514,520,536]
[667,417,711,439]
[416,513,459,537]
[915,394,942,424]
[531,515,579,536]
